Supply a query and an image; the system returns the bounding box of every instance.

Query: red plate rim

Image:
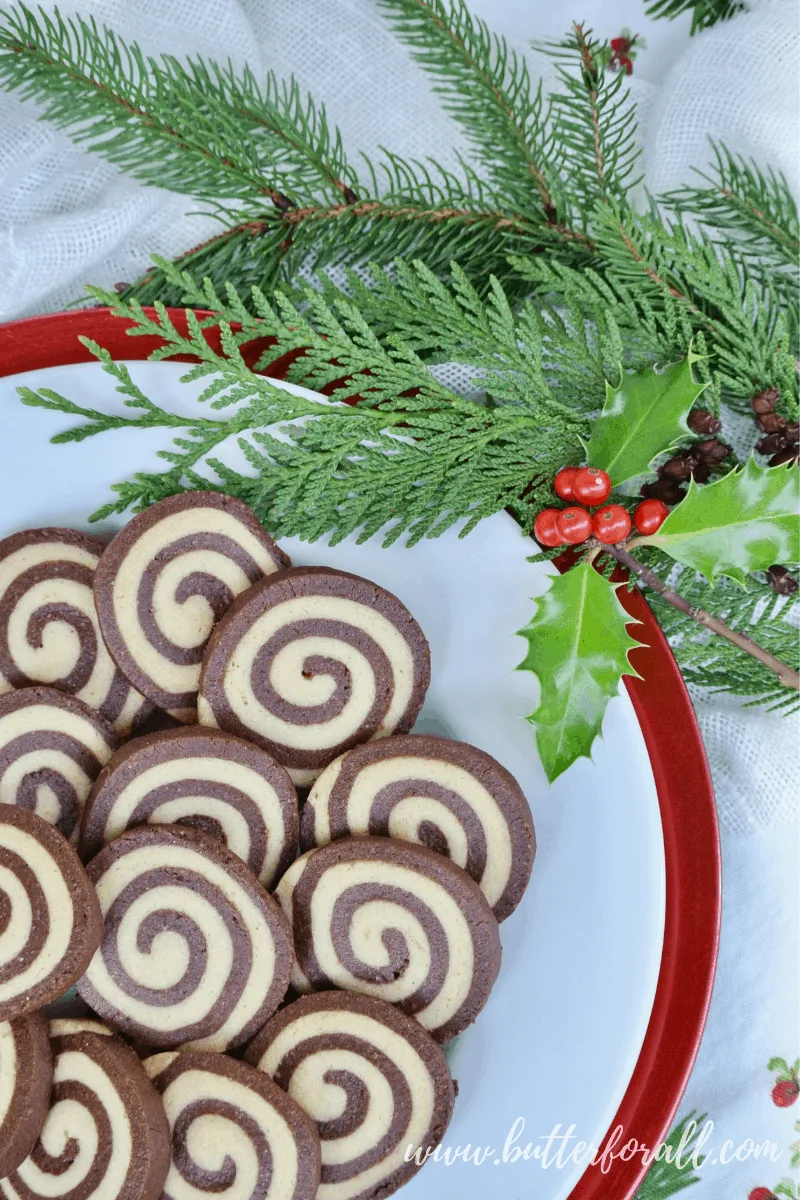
[0,307,721,1200]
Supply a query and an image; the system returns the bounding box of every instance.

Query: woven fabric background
[0,1,798,1194]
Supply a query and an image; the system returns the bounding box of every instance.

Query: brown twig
[603,541,800,691]
[573,23,606,195]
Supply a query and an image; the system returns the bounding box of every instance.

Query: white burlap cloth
[1,2,798,1193]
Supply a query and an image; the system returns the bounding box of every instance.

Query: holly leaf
[587,356,706,486]
[643,459,799,584]
[517,562,643,783]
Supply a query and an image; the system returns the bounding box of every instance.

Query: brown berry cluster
[640,410,731,507]
[751,388,799,466]
[534,466,670,550]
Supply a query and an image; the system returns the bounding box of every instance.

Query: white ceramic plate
[0,358,666,1200]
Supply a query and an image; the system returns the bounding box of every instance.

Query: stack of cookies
[0,491,535,1200]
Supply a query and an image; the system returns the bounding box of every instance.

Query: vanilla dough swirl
[79,726,299,887]
[0,1022,171,1200]
[302,734,535,921]
[0,687,117,841]
[77,824,294,1050]
[0,1013,53,1179]
[198,567,431,786]
[144,1049,321,1200]
[93,492,290,722]
[0,805,103,1020]
[274,836,501,1043]
[0,528,153,737]
[246,992,455,1200]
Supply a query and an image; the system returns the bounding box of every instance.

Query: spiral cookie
[79,726,299,887]
[302,734,535,921]
[0,1014,53,1179]
[0,805,103,1020]
[275,836,501,1042]
[0,529,153,737]
[0,686,117,841]
[246,992,455,1200]
[94,491,290,722]
[77,824,294,1050]
[198,567,431,786]
[144,1050,321,1200]
[0,1021,171,1200]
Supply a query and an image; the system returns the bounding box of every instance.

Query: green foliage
[648,562,800,713]
[378,0,558,223]
[516,562,643,782]
[18,266,585,543]
[1,0,798,715]
[539,23,641,219]
[644,0,745,36]
[588,355,706,485]
[634,1113,707,1199]
[644,460,800,584]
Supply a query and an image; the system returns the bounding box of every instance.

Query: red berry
[772,1078,799,1107]
[749,1189,776,1200]
[592,504,632,544]
[554,467,580,501]
[572,467,612,505]
[556,507,592,545]
[534,508,564,548]
[634,499,670,536]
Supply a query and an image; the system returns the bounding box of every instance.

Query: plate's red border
[0,307,721,1200]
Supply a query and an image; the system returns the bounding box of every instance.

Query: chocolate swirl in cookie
[0,805,103,1020]
[0,529,153,736]
[79,726,299,887]
[77,824,294,1050]
[144,1049,321,1200]
[0,687,117,841]
[0,1022,171,1200]
[246,992,455,1200]
[94,492,290,722]
[302,734,535,921]
[198,567,430,786]
[274,836,501,1043]
[0,1014,53,1178]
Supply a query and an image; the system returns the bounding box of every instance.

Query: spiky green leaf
[587,357,706,486]
[517,562,643,782]
[644,459,800,584]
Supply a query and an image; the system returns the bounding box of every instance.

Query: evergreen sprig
[18,267,584,543]
[644,0,745,35]
[1,1,798,710]
[634,1112,707,1198]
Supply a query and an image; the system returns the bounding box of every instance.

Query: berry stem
[602,543,800,693]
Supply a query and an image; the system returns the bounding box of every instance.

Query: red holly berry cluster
[534,466,670,550]
[748,1189,777,1200]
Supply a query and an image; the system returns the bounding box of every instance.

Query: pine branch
[634,1113,707,1198]
[0,3,538,296]
[664,144,800,328]
[377,0,560,222]
[525,202,799,417]
[667,144,800,268]
[645,0,746,36]
[540,23,641,222]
